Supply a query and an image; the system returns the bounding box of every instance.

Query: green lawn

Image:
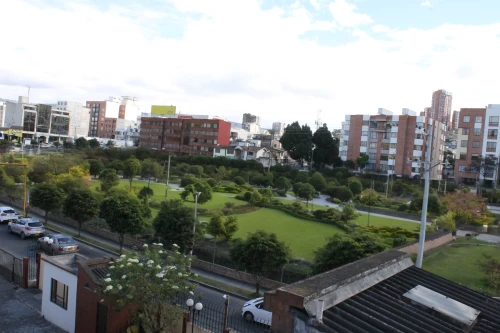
[233,208,345,260]
[351,214,420,231]
[423,239,500,295]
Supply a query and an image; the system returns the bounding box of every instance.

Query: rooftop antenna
[315,110,322,130]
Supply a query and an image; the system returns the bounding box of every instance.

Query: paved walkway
[457,230,500,243]
[0,276,65,333]
[190,267,269,294]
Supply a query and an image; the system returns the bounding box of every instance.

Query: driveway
[457,230,500,243]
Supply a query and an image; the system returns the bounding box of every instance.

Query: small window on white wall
[51,278,68,310]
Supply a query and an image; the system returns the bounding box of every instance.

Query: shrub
[398,204,408,212]
[233,176,246,185]
[324,186,353,202]
[243,191,252,201]
[204,178,217,188]
[393,235,407,247]
[180,174,197,187]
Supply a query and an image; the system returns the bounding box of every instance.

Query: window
[474,128,481,136]
[472,141,480,148]
[360,141,367,147]
[487,141,497,151]
[461,140,468,147]
[489,116,499,126]
[458,165,466,172]
[344,130,349,136]
[51,278,68,310]
[463,116,470,123]
[414,145,422,151]
[389,143,396,149]
[460,153,466,160]
[369,142,377,149]
[362,121,369,126]
[488,129,498,138]
[361,131,368,137]
[462,128,469,135]
[475,116,482,123]
[370,132,378,139]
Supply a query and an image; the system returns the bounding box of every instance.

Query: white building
[40,253,85,333]
[0,101,5,127]
[4,96,37,136]
[272,122,286,136]
[54,100,91,138]
[480,104,500,183]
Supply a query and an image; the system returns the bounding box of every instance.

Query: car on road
[241,297,272,325]
[38,234,80,255]
[7,218,45,239]
[0,206,19,223]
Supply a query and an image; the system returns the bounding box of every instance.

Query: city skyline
[1,0,500,128]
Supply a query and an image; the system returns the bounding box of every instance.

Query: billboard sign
[151,105,176,116]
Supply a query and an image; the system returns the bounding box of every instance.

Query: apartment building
[340,108,445,180]
[53,101,90,138]
[139,115,231,156]
[454,105,500,185]
[85,97,139,138]
[431,89,453,129]
[0,101,5,127]
[272,122,286,136]
[451,110,459,131]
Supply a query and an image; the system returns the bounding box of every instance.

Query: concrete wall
[397,231,452,254]
[41,261,77,333]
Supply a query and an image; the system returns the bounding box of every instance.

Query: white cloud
[309,0,320,10]
[421,1,433,8]
[329,0,373,28]
[0,0,499,130]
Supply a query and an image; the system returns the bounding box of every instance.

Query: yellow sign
[151,105,176,115]
[3,129,23,138]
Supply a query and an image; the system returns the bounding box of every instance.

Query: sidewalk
[0,276,65,333]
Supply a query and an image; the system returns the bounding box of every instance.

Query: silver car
[38,234,80,255]
[0,206,19,224]
[8,218,45,239]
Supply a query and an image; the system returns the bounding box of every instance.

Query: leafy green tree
[280,121,313,166]
[309,172,327,192]
[207,212,239,264]
[312,124,339,168]
[138,186,154,203]
[188,165,204,178]
[298,183,316,209]
[249,191,262,207]
[27,156,53,183]
[356,154,369,171]
[230,230,291,293]
[324,186,353,202]
[347,177,363,195]
[292,182,303,197]
[105,140,115,148]
[88,138,100,149]
[99,168,120,192]
[123,156,141,189]
[359,189,378,205]
[153,199,197,252]
[432,211,456,231]
[30,183,66,223]
[99,190,145,253]
[313,232,386,274]
[233,176,246,185]
[275,176,292,193]
[74,137,89,149]
[339,203,360,222]
[215,166,227,183]
[140,158,162,186]
[63,189,99,236]
[250,174,273,187]
[89,159,104,178]
[107,160,124,172]
[180,181,213,204]
[344,160,356,169]
[102,244,195,332]
[295,172,309,184]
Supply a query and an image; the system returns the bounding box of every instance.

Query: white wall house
[41,254,85,333]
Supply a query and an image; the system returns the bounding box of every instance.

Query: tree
[153,199,197,252]
[108,160,124,172]
[30,183,65,223]
[312,124,339,168]
[249,191,262,207]
[442,192,488,225]
[102,244,195,332]
[88,138,100,149]
[324,186,353,202]
[207,213,238,265]
[230,230,291,293]
[344,160,356,169]
[188,165,204,178]
[180,181,213,204]
[347,177,363,195]
[250,174,272,187]
[55,166,91,194]
[356,154,369,171]
[28,156,53,183]
[431,211,456,231]
[280,121,313,166]
[138,186,154,203]
[339,203,360,222]
[309,172,327,192]
[63,189,99,236]
[74,137,89,149]
[233,176,246,185]
[99,190,145,253]
[140,158,162,186]
[215,166,227,183]
[99,168,120,192]
[89,159,105,178]
[105,140,115,148]
[275,176,292,193]
[292,182,303,197]
[123,156,141,189]
[312,232,386,274]
[298,183,316,209]
[359,189,378,206]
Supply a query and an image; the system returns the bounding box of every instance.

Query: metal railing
[0,248,23,286]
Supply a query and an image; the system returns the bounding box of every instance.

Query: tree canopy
[312,124,340,168]
[280,121,313,166]
[123,156,141,189]
[30,183,65,223]
[63,189,99,236]
[99,168,120,192]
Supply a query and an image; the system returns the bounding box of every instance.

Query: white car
[241,297,272,325]
[8,218,45,239]
[0,207,19,224]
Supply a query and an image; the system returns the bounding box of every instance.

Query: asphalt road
[0,223,114,260]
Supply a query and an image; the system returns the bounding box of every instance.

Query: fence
[176,294,270,333]
[0,248,23,286]
[27,238,38,283]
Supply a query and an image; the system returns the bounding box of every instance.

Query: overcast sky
[1,0,499,129]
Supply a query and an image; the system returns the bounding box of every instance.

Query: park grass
[233,208,345,261]
[423,238,500,296]
[351,214,420,231]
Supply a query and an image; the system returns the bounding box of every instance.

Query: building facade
[139,116,231,155]
[272,122,286,136]
[431,89,453,129]
[452,110,459,131]
[0,101,5,127]
[340,108,445,180]
[85,97,121,138]
[54,101,91,137]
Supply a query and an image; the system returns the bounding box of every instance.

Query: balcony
[488,135,498,140]
[489,122,499,127]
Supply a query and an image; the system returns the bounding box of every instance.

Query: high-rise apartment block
[340,108,445,180]
[454,105,500,185]
[431,89,453,129]
[272,122,286,136]
[139,115,231,156]
[451,110,459,131]
[242,113,260,133]
[86,96,139,138]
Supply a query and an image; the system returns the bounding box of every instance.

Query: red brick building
[139,116,231,155]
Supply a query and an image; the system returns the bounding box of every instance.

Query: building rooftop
[77,257,112,285]
[43,254,89,275]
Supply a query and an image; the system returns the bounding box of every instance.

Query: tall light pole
[310,144,316,175]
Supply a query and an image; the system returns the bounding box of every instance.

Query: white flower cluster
[152,242,164,247]
[104,278,112,283]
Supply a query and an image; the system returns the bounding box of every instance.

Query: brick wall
[397,231,452,254]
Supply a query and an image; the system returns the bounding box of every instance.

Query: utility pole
[166,155,171,185]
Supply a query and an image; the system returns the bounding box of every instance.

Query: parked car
[8,218,45,239]
[241,297,272,325]
[0,206,19,224]
[38,234,80,255]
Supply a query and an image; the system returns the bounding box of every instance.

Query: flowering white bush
[101,243,195,333]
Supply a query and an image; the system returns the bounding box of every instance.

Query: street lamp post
[310,145,316,175]
[223,294,230,333]
[186,299,203,333]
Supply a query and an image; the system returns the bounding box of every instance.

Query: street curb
[190,279,249,301]
[44,226,120,257]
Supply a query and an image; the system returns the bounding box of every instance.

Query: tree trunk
[129,179,133,190]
